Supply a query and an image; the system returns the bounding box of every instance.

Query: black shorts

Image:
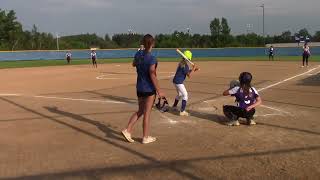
[137,91,156,98]
[67,57,71,61]
[223,105,255,120]
[92,57,96,61]
[303,53,310,58]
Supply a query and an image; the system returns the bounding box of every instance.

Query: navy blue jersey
[91,52,97,59]
[269,48,274,55]
[173,64,190,84]
[135,50,157,93]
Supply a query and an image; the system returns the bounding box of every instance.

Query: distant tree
[31,24,39,49]
[280,31,292,42]
[236,33,264,47]
[191,34,202,48]
[272,31,293,43]
[0,11,314,50]
[221,18,231,35]
[104,34,111,41]
[0,9,23,50]
[297,28,311,37]
[200,35,212,48]
[313,31,320,41]
[220,17,232,47]
[210,18,221,47]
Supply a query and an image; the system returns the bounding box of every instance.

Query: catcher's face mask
[155,97,169,113]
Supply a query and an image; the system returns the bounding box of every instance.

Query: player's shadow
[167,108,227,125]
[44,106,125,142]
[87,91,137,104]
[297,73,320,86]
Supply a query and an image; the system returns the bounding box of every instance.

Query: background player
[172,50,199,116]
[268,45,274,61]
[138,44,144,51]
[302,43,311,67]
[66,51,72,64]
[90,50,98,68]
[222,72,262,126]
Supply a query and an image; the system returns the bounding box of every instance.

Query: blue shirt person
[134,50,158,93]
[173,64,190,84]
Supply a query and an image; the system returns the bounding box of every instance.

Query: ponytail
[179,60,186,68]
[241,83,251,96]
[142,34,155,53]
[239,72,253,96]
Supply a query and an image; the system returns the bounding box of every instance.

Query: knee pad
[182,93,188,101]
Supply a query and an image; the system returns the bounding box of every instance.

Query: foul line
[260,105,290,114]
[258,66,320,92]
[34,96,126,104]
[0,94,126,104]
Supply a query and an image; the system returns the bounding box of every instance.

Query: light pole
[260,4,265,37]
[246,24,253,34]
[56,33,60,51]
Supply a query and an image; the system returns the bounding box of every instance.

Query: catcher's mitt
[155,97,170,113]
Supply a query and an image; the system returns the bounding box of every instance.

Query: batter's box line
[0,94,127,105]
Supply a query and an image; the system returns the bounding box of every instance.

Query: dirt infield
[0,61,319,179]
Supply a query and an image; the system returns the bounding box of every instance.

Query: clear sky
[1,0,319,36]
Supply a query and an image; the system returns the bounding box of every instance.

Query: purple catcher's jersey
[229,86,259,109]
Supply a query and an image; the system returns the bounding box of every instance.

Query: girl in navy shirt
[172,50,199,116]
[66,51,72,64]
[223,72,262,126]
[90,50,97,68]
[268,46,274,61]
[122,34,164,144]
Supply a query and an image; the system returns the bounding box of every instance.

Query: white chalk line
[0,93,21,96]
[0,94,126,104]
[33,96,126,104]
[159,113,178,124]
[258,65,320,91]
[254,113,283,117]
[0,93,179,125]
[96,74,125,80]
[307,70,320,76]
[260,105,290,114]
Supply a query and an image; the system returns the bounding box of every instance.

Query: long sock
[173,99,179,107]
[181,100,187,112]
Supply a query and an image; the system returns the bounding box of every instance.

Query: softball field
[0,61,319,179]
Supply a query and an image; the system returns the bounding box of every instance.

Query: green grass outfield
[0,56,319,69]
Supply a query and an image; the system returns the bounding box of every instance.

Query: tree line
[1,9,320,51]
